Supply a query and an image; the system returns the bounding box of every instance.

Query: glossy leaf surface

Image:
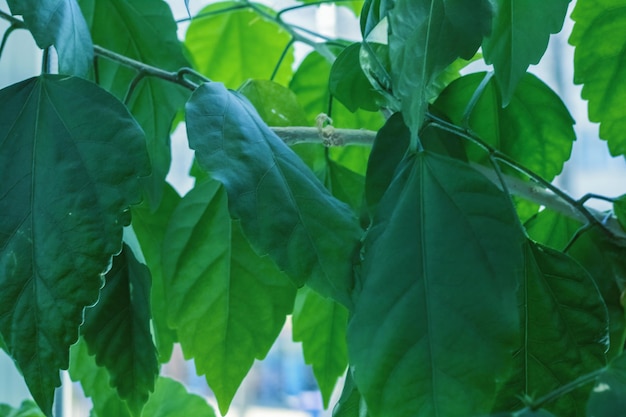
[350,151,524,417]
[186,82,362,307]
[0,75,149,415]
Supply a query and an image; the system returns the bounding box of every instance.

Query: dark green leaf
[587,352,626,417]
[7,0,93,76]
[388,0,492,134]
[161,180,296,414]
[329,43,382,112]
[239,79,308,126]
[293,287,349,407]
[81,244,158,416]
[614,195,626,231]
[434,72,575,182]
[186,82,362,307]
[185,1,294,88]
[570,0,626,157]
[349,151,524,417]
[332,373,369,417]
[323,160,366,217]
[141,377,216,417]
[79,0,191,207]
[131,184,182,363]
[360,0,391,38]
[0,400,45,417]
[493,242,608,416]
[483,0,571,105]
[0,75,149,416]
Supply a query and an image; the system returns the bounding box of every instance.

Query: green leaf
[587,352,626,417]
[79,0,191,207]
[238,79,309,126]
[185,1,294,88]
[350,151,524,417]
[434,72,575,182]
[614,195,626,231]
[322,160,366,217]
[131,184,182,363]
[332,373,369,417]
[69,338,133,417]
[0,75,149,416]
[388,0,492,135]
[186,82,362,307]
[290,50,385,131]
[81,244,158,416]
[329,43,383,112]
[0,400,45,417]
[525,209,583,251]
[493,242,608,416]
[7,0,93,76]
[483,0,571,105]
[141,377,216,417]
[569,0,626,157]
[292,287,349,407]
[161,180,296,414]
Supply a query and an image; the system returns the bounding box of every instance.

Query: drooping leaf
[493,242,608,416]
[78,0,191,207]
[81,244,158,416]
[482,0,571,105]
[387,0,492,135]
[569,0,626,157]
[185,1,294,88]
[239,79,309,126]
[0,75,149,416]
[131,184,182,363]
[586,352,626,417]
[0,400,46,417]
[141,377,216,417]
[434,72,575,182]
[185,82,362,307]
[350,151,524,417]
[161,180,296,414]
[292,287,349,407]
[332,373,369,417]
[7,0,93,76]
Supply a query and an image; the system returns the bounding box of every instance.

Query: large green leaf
[0,401,45,417]
[141,377,216,417]
[586,352,626,417]
[238,79,309,127]
[493,242,608,416]
[482,0,570,105]
[185,82,362,307]
[81,244,158,416]
[0,75,149,416]
[79,0,190,207]
[434,72,575,182]
[7,0,93,76]
[349,151,524,417]
[293,287,349,407]
[185,1,294,88]
[570,0,626,156]
[131,184,181,363]
[387,0,492,135]
[161,180,296,414]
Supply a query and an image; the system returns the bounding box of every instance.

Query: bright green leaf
[7,0,93,76]
[330,43,382,112]
[131,184,182,363]
[185,2,294,88]
[239,79,309,126]
[141,377,216,417]
[388,0,492,135]
[79,0,191,208]
[81,244,158,416]
[293,287,349,407]
[483,0,571,105]
[493,242,608,416]
[587,352,626,417]
[434,72,575,182]
[570,0,626,157]
[0,400,45,417]
[350,151,524,417]
[162,180,296,414]
[185,82,362,307]
[0,75,149,416]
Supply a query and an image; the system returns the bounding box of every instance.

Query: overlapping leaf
[493,242,608,416]
[78,0,191,207]
[81,244,158,416]
[293,287,349,407]
[239,79,308,127]
[387,0,492,134]
[0,400,45,417]
[185,1,294,88]
[586,352,626,417]
[186,82,362,307]
[0,75,149,416]
[570,0,626,156]
[349,151,524,417]
[7,0,93,76]
[161,180,296,414]
[141,377,216,417]
[332,373,369,417]
[482,0,571,105]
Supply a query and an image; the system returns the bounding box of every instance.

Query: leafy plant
[1,1,626,417]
